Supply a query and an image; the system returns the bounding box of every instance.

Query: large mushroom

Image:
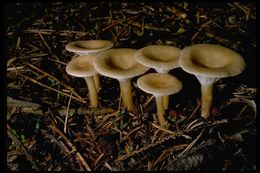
[65,40,114,93]
[137,73,182,127]
[94,48,150,111]
[135,45,181,110]
[66,55,99,108]
[179,44,246,119]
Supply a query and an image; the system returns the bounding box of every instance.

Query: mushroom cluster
[135,45,181,110]
[64,40,246,127]
[66,40,114,93]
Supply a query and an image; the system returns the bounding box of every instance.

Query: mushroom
[94,48,150,111]
[65,40,114,56]
[179,44,246,119]
[66,55,99,108]
[137,73,182,126]
[65,40,114,93]
[135,45,181,110]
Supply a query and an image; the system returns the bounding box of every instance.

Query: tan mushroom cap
[135,45,181,71]
[94,48,150,80]
[65,40,114,55]
[179,44,246,78]
[137,73,182,96]
[66,55,97,78]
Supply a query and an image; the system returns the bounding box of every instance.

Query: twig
[143,95,155,108]
[102,15,139,31]
[19,73,86,104]
[47,58,67,65]
[104,162,116,171]
[38,32,52,53]
[7,66,26,72]
[205,32,231,44]
[186,99,201,122]
[64,91,73,133]
[16,37,21,49]
[50,124,92,171]
[120,126,142,143]
[178,128,205,157]
[151,123,181,136]
[233,2,256,19]
[7,29,90,36]
[191,20,213,41]
[42,130,70,153]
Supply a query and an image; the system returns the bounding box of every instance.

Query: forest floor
[5,2,256,171]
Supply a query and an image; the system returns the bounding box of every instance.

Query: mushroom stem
[84,77,98,108]
[93,74,100,93]
[155,95,166,126]
[155,69,171,110]
[163,96,169,110]
[118,78,134,111]
[200,83,214,119]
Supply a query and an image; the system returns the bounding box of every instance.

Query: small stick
[19,74,86,104]
[143,95,155,108]
[47,58,67,65]
[151,123,181,136]
[8,29,90,36]
[38,32,52,53]
[16,37,21,49]
[120,126,142,143]
[7,66,25,71]
[102,15,139,31]
[178,128,205,157]
[42,130,70,153]
[50,124,92,171]
[191,20,213,41]
[186,99,201,122]
[64,91,73,133]
[233,2,256,19]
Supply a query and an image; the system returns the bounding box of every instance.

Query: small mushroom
[66,55,99,108]
[137,73,182,126]
[94,48,149,111]
[135,45,181,110]
[66,40,114,93]
[65,40,114,56]
[179,44,246,119]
